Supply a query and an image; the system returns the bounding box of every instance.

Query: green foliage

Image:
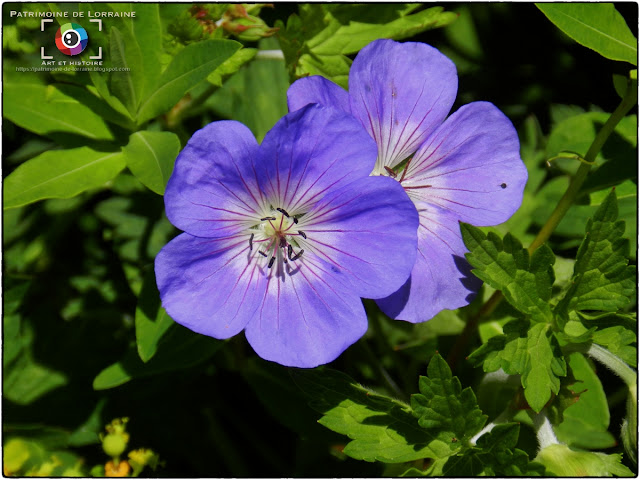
[122,131,181,195]
[294,354,484,464]
[443,424,546,476]
[461,224,555,323]
[136,39,241,124]
[555,190,636,317]
[3,148,126,209]
[276,4,457,87]
[535,443,634,477]
[536,3,637,65]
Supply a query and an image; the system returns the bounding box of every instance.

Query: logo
[55,23,88,55]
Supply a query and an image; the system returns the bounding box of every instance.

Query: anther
[260,216,276,221]
[249,233,254,251]
[258,250,268,257]
[501,183,507,189]
[280,238,287,248]
[298,230,307,239]
[293,218,299,224]
[276,208,290,218]
[287,244,293,260]
[291,249,304,261]
[268,257,276,268]
[384,166,397,178]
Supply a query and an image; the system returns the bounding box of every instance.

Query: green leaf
[469,320,567,412]
[208,39,288,142]
[122,131,180,195]
[93,325,222,390]
[535,444,635,477]
[461,224,555,322]
[468,318,530,375]
[292,366,462,463]
[135,267,175,362]
[579,311,638,367]
[536,3,637,65]
[522,323,567,412]
[136,39,241,124]
[443,424,546,476]
[4,147,126,209]
[67,399,107,447]
[4,355,67,405]
[411,354,487,443]
[555,352,616,449]
[207,48,257,87]
[556,190,635,316]
[277,4,456,87]
[4,84,114,140]
[109,26,144,115]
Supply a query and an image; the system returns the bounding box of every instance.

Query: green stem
[527,81,637,254]
[531,409,560,449]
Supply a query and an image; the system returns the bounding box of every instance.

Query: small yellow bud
[104,460,130,477]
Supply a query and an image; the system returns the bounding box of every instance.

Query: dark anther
[287,244,293,260]
[249,233,254,251]
[291,249,304,261]
[384,166,397,178]
[298,230,307,239]
[276,208,290,217]
[260,216,276,221]
[293,217,299,224]
[501,183,507,189]
[258,250,268,257]
[268,257,276,268]
[280,238,287,248]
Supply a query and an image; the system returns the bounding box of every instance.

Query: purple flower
[288,39,528,322]
[155,104,419,367]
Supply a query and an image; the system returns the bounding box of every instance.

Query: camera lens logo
[55,23,88,56]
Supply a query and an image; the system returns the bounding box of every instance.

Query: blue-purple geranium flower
[155,104,419,367]
[288,39,528,322]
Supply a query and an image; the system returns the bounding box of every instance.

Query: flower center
[248,207,306,270]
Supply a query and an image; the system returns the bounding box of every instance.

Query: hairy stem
[532,409,560,450]
[586,343,637,388]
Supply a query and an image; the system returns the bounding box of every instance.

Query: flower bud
[101,418,130,459]
[104,460,130,477]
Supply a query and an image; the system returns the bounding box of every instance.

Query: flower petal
[402,102,527,226]
[376,203,481,322]
[244,260,368,367]
[301,176,419,299]
[155,232,266,338]
[256,104,377,213]
[164,121,264,238]
[287,76,351,114]
[348,39,458,173]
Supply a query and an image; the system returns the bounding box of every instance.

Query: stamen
[291,249,304,261]
[293,218,299,224]
[298,230,307,239]
[280,238,287,248]
[268,257,276,268]
[287,244,293,260]
[276,208,290,217]
[249,233,254,251]
[260,216,276,221]
[258,250,268,257]
[501,183,507,189]
[384,166,397,178]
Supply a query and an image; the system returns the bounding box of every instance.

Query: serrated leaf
[468,318,530,375]
[4,147,126,209]
[522,323,567,412]
[4,84,114,140]
[292,366,461,463]
[556,190,635,318]
[136,39,241,124]
[443,424,547,476]
[536,3,637,65]
[122,131,180,195]
[411,354,487,443]
[461,224,555,322]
